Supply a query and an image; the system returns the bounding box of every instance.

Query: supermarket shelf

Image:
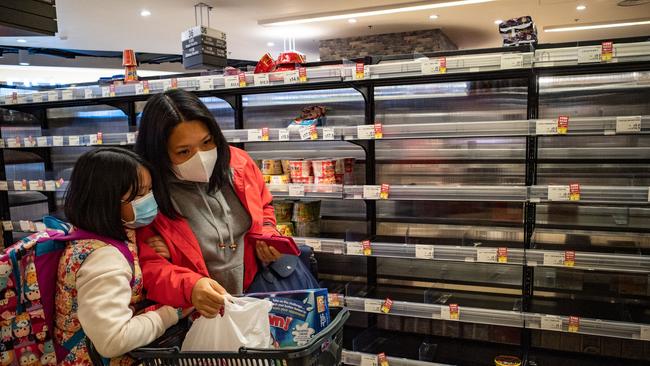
[526,249,650,273]
[529,185,650,205]
[222,127,341,143]
[535,41,650,68]
[344,185,528,202]
[268,184,344,199]
[534,116,649,136]
[341,350,449,366]
[340,120,531,140]
[342,296,650,341]
[0,133,136,149]
[1,220,45,234]
[0,180,66,192]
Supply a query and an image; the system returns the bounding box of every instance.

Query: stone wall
[319,29,457,61]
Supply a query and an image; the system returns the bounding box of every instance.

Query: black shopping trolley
[90,307,349,366]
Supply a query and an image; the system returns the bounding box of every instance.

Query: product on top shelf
[276,222,295,237]
[273,201,294,222]
[288,160,312,179]
[292,201,321,223]
[262,160,284,175]
[122,49,138,83]
[311,160,336,178]
[275,51,306,72]
[255,53,276,74]
[498,15,537,47]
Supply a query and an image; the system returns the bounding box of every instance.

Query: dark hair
[135,89,230,219]
[64,147,152,242]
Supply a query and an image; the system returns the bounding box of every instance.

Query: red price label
[378,353,389,366]
[261,127,269,141]
[380,298,393,314]
[97,132,103,145]
[362,240,372,256]
[11,92,18,102]
[568,316,580,332]
[380,184,390,200]
[601,41,613,62]
[557,116,569,134]
[238,72,247,87]
[310,125,318,140]
[374,123,383,139]
[21,179,27,190]
[564,250,576,267]
[328,293,340,307]
[356,63,365,79]
[449,304,460,320]
[56,178,64,188]
[109,84,116,97]
[171,78,178,89]
[299,67,307,82]
[497,247,508,263]
[143,80,150,94]
[569,183,580,201]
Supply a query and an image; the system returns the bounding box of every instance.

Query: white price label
[7,139,19,148]
[247,129,262,142]
[360,354,378,366]
[88,134,98,145]
[304,239,322,252]
[0,181,7,191]
[84,89,93,99]
[577,46,602,64]
[364,300,382,313]
[288,184,305,197]
[362,185,381,200]
[134,83,144,95]
[23,138,35,147]
[126,133,136,144]
[253,73,270,87]
[616,116,642,134]
[357,125,375,140]
[640,325,650,341]
[278,128,290,141]
[439,306,460,320]
[536,120,559,135]
[47,91,58,101]
[19,221,30,232]
[52,136,63,146]
[16,95,27,104]
[162,80,172,91]
[44,181,56,191]
[298,126,313,140]
[36,137,48,147]
[347,242,364,256]
[61,90,73,101]
[541,315,563,331]
[283,70,300,85]
[224,76,240,89]
[68,136,80,146]
[28,180,41,191]
[548,185,570,201]
[421,58,445,75]
[35,222,46,232]
[543,252,565,266]
[32,93,43,103]
[415,245,434,259]
[101,87,110,97]
[2,221,12,231]
[0,139,4,148]
[197,77,211,91]
[13,181,25,191]
[322,127,335,140]
[476,248,497,263]
[500,54,524,69]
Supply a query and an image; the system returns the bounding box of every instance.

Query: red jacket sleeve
[137,233,203,308]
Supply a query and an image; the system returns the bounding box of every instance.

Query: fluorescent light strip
[545,19,650,32]
[259,0,494,26]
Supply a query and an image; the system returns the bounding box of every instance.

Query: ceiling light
[429,14,439,19]
[259,0,495,26]
[267,42,275,47]
[494,19,503,25]
[348,18,357,23]
[16,39,27,43]
[140,9,151,17]
[576,5,587,10]
[545,18,650,32]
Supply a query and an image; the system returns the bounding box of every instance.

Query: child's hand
[146,235,171,259]
[191,278,228,318]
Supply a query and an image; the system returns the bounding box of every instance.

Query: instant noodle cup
[311,160,336,178]
[289,160,312,179]
[262,160,284,175]
[273,201,294,223]
[335,158,355,174]
[281,160,291,174]
[269,175,291,185]
[292,201,321,223]
[276,222,295,237]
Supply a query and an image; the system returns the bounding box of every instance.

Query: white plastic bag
[181,297,274,352]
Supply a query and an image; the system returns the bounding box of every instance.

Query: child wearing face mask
[53,148,184,365]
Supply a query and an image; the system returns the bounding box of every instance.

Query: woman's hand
[146,235,171,259]
[255,240,282,263]
[191,277,228,318]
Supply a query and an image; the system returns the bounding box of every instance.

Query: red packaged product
[288,160,312,179]
[311,160,336,178]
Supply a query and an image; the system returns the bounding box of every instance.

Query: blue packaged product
[247,288,330,348]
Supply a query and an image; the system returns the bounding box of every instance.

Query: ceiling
[1,0,649,63]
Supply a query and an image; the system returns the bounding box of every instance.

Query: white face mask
[172,148,218,183]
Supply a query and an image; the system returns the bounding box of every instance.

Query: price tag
[355,63,365,80]
[578,46,601,64]
[126,133,136,144]
[364,299,382,313]
[0,181,8,191]
[32,93,43,103]
[23,137,35,148]
[380,298,393,314]
[362,240,372,256]
[640,325,650,341]
[47,91,58,101]
[278,128,290,141]
[4,95,14,105]
[304,239,322,252]
[322,127,335,141]
[7,138,19,148]
[0,139,4,148]
[88,134,98,145]
[284,70,300,85]
[357,125,375,140]
[13,181,25,191]
[162,80,172,91]
[288,184,305,197]
[477,248,497,263]
[44,181,56,191]
[568,316,580,333]
[28,180,42,191]
[247,129,262,142]
[441,304,460,320]
[422,57,447,75]
[198,77,212,91]
[543,252,565,266]
[68,136,80,146]
[569,183,580,201]
[541,315,563,331]
[19,221,30,232]
[601,41,613,62]
[96,132,103,145]
[2,221,12,231]
[548,185,570,201]
[298,125,317,140]
[347,242,364,256]
[61,90,73,101]
[142,80,150,94]
[374,123,383,139]
[328,293,341,307]
[497,247,508,263]
[261,127,270,141]
[109,84,116,97]
[415,245,434,259]
[360,354,378,366]
[557,116,569,134]
[363,185,381,200]
[564,251,576,267]
[380,184,390,199]
[16,94,27,104]
[298,67,307,82]
[253,73,270,87]
[616,116,642,134]
[84,88,93,99]
[500,54,524,69]
[52,136,63,146]
[536,119,559,135]
[134,83,144,95]
[35,222,46,231]
[224,76,240,89]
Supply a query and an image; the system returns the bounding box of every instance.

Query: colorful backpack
[0,216,134,366]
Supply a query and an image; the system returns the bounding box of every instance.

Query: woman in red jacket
[134,89,282,318]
